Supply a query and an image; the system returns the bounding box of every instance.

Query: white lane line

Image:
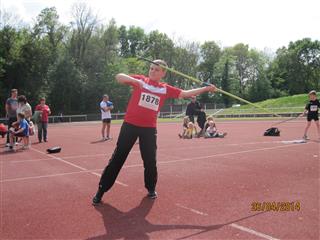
[5,151,141,164]
[0,169,101,183]
[175,204,208,216]
[1,142,311,183]
[176,204,280,240]
[230,223,280,240]
[8,154,106,164]
[4,139,311,165]
[88,171,128,187]
[156,142,312,165]
[29,147,128,187]
[30,147,87,170]
[158,140,282,152]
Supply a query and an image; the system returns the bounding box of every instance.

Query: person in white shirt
[16,95,32,122]
[100,94,113,140]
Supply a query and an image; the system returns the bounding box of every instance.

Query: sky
[1,0,319,51]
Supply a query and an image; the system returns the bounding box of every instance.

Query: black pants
[99,122,157,193]
[6,117,17,143]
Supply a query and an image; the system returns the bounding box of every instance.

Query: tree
[269,38,320,95]
[221,59,230,106]
[118,25,130,57]
[144,30,174,60]
[231,43,251,96]
[33,7,68,56]
[127,26,145,57]
[198,41,221,83]
[47,54,87,114]
[69,2,98,67]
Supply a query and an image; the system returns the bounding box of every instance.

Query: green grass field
[210,93,316,115]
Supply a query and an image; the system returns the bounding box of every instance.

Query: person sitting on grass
[204,120,227,138]
[178,116,190,138]
[300,90,320,140]
[8,112,29,150]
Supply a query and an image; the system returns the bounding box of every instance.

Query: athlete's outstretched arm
[179,85,216,99]
[116,74,143,88]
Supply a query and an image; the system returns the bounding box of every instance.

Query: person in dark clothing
[185,96,202,123]
[300,90,320,140]
[196,108,207,137]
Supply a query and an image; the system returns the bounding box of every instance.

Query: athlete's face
[149,64,166,82]
[309,94,316,101]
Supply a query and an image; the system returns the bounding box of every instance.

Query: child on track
[178,116,190,138]
[203,115,214,134]
[300,90,320,140]
[204,120,227,138]
[92,59,216,205]
[180,121,197,139]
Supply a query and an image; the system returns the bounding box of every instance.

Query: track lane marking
[29,147,128,187]
[0,169,101,182]
[156,142,314,165]
[230,223,280,240]
[1,142,312,183]
[175,204,208,216]
[176,204,280,240]
[3,151,141,164]
[3,139,315,164]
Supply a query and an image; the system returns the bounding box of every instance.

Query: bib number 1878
[138,93,160,111]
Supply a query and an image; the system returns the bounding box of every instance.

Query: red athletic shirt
[124,75,182,128]
[35,104,51,122]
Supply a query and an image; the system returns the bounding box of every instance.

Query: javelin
[137,56,281,117]
[271,115,300,126]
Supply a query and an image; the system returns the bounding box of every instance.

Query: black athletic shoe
[92,188,104,205]
[147,191,158,199]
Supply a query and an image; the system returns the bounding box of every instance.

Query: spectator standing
[185,96,202,123]
[5,89,18,146]
[100,94,113,140]
[35,98,51,142]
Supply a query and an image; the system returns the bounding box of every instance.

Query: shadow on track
[88,197,265,240]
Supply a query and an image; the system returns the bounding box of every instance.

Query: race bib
[138,92,160,111]
[310,105,318,111]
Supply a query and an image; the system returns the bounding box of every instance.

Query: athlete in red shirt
[93,60,216,204]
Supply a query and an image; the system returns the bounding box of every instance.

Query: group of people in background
[1,89,51,151]
[179,96,227,139]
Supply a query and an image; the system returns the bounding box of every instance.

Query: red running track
[0,120,319,239]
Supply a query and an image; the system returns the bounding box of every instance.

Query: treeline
[1,4,319,115]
